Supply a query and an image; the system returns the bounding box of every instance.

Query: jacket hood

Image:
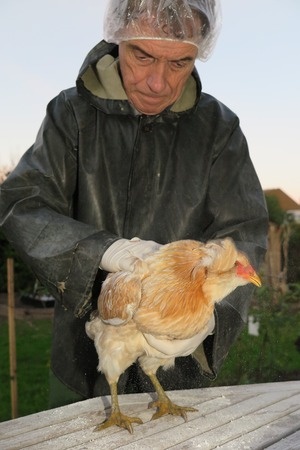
[76,40,202,116]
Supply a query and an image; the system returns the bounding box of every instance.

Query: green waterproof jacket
[0,41,268,397]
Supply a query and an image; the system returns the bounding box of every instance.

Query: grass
[0,318,52,422]
[209,309,300,386]
[211,287,300,386]
[0,296,299,422]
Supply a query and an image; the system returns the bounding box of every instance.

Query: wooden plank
[7,258,18,419]
[171,401,300,450]
[265,429,300,450]
[0,395,149,440]
[69,389,300,450]
[82,388,259,450]
[0,383,299,450]
[0,388,223,439]
[217,381,300,395]
[0,391,225,449]
[110,392,300,450]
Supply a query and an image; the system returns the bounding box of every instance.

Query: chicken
[86,237,261,433]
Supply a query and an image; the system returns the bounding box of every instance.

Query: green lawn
[0,302,299,422]
[209,309,300,386]
[0,318,52,422]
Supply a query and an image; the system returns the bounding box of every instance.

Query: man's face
[118,39,197,115]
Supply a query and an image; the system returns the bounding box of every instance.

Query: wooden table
[1,381,299,449]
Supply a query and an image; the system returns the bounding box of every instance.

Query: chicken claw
[147,372,197,422]
[149,399,197,421]
[94,411,143,434]
[94,381,142,433]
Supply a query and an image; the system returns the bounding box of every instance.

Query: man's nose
[146,63,168,93]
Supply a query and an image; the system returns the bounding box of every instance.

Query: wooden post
[7,258,18,419]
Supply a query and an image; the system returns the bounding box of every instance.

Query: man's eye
[171,61,188,69]
[134,52,152,63]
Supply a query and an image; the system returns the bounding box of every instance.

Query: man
[0,0,268,407]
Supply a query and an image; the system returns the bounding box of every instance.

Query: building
[264,188,300,223]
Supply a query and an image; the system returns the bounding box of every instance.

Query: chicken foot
[94,381,143,434]
[147,372,198,421]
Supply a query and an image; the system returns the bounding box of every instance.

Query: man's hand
[100,237,161,272]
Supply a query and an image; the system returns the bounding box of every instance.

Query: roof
[264,188,300,211]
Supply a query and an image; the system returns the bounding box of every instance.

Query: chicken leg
[94,381,143,434]
[147,372,197,421]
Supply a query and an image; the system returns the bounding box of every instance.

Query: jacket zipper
[122,115,143,237]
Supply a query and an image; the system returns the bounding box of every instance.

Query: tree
[287,223,300,283]
[265,195,285,225]
[264,195,289,296]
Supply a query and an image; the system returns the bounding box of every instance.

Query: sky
[1,0,299,203]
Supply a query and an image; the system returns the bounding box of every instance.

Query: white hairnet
[103,0,222,61]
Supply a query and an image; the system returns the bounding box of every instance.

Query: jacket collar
[77,40,202,117]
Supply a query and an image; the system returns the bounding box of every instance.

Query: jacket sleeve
[0,91,118,317]
[199,111,269,377]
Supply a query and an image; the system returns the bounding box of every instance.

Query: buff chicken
[86,237,261,433]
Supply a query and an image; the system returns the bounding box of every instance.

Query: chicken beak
[249,272,262,287]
